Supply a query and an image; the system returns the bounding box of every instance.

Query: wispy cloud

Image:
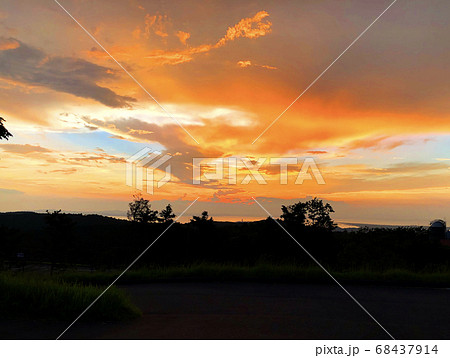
[344,135,431,152]
[144,11,272,66]
[215,11,272,47]
[0,188,24,195]
[144,13,170,38]
[237,60,277,70]
[0,144,52,154]
[307,150,328,155]
[46,168,78,175]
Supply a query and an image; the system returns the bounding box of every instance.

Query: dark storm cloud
[0,37,135,108]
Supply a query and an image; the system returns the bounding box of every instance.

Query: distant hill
[0,211,127,232]
[337,222,424,231]
[0,211,422,232]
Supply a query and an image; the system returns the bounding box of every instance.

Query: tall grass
[0,273,141,321]
[56,263,450,287]
[57,264,327,285]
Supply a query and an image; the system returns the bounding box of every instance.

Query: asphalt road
[1,282,449,339]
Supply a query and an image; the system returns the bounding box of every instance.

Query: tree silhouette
[280,198,336,231]
[280,202,307,225]
[127,193,158,223]
[190,211,213,223]
[158,204,176,223]
[305,198,337,230]
[0,117,12,140]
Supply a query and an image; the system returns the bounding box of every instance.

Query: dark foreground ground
[1,282,449,339]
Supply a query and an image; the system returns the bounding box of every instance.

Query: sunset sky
[0,0,448,225]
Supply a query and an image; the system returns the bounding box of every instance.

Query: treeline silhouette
[0,197,449,273]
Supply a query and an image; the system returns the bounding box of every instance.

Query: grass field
[0,273,141,321]
[56,263,450,287]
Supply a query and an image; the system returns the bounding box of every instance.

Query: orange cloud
[144,13,170,38]
[237,60,277,70]
[83,11,272,68]
[144,11,272,66]
[0,37,19,50]
[214,11,272,48]
[237,60,252,68]
[307,151,328,155]
[260,64,277,70]
[176,31,190,45]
